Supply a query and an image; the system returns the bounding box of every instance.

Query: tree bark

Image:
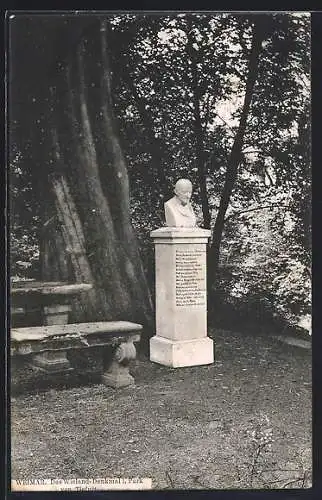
[208,20,265,287]
[39,18,153,337]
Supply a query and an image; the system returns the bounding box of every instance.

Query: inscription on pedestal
[175,249,206,307]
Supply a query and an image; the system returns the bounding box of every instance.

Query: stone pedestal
[32,304,72,372]
[150,227,214,367]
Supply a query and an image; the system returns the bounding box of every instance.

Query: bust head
[164,178,196,227]
[174,178,193,206]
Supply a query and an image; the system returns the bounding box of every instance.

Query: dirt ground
[10,329,312,490]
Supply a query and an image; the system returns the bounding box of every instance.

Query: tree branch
[224,203,289,222]
[238,30,250,56]
[213,112,235,133]
[202,93,214,130]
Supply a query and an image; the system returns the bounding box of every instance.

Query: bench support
[101,340,136,388]
[32,351,72,373]
[32,305,72,372]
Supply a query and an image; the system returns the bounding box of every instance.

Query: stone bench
[11,321,142,388]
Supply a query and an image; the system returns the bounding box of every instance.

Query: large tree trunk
[208,20,265,287]
[39,18,154,337]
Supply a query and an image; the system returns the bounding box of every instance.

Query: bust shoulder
[165,196,178,208]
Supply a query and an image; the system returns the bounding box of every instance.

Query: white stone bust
[164,179,197,228]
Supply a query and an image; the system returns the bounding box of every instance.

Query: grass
[10,328,312,490]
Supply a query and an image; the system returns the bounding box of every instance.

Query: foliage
[9,12,311,334]
[215,192,311,332]
[10,149,40,278]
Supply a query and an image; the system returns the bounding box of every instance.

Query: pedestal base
[101,341,137,388]
[101,362,135,388]
[150,336,214,368]
[32,351,72,372]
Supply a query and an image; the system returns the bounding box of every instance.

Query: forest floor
[10,328,312,490]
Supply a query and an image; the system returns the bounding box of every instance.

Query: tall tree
[208,16,273,284]
[186,23,211,228]
[10,13,310,331]
[10,15,154,333]
[110,14,237,228]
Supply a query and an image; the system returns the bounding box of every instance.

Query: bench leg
[101,341,136,388]
[42,304,71,326]
[32,351,72,372]
[31,305,73,372]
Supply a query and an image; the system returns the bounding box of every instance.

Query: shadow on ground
[10,329,312,490]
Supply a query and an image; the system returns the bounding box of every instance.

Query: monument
[164,178,197,228]
[150,179,214,367]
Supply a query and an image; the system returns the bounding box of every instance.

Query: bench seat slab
[11,333,141,356]
[11,321,143,342]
